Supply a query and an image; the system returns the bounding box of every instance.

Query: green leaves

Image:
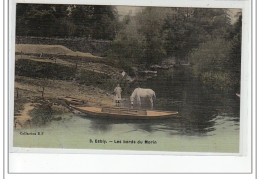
[188,14,241,92]
[108,7,235,69]
[16,4,119,39]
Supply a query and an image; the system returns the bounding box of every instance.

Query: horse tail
[153,92,156,99]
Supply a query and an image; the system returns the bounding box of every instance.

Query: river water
[13,67,240,153]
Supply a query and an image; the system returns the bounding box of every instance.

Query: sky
[116,6,242,24]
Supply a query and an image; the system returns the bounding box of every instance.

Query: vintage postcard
[11,2,244,154]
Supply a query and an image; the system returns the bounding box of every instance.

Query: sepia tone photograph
[13,3,242,153]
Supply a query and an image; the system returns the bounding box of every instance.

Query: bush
[76,69,116,90]
[188,38,239,91]
[201,72,235,91]
[15,59,76,80]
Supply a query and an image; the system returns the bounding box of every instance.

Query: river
[13,66,240,153]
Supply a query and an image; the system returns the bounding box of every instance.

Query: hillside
[14,44,129,129]
[16,44,102,59]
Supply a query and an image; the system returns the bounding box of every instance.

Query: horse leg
[137,96,141,107]
[149,97,153,109]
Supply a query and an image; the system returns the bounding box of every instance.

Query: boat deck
[63,97,178,119]
[72,106,178,118]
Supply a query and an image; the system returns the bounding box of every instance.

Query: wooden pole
[42,86,45,98]
[16,88,19,99]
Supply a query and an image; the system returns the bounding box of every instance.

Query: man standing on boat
[114,84,122,107]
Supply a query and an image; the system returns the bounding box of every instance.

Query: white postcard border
[6,0,254,174]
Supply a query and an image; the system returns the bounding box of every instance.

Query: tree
[188,38,234,90]
[91,6,119,40]
[107,17,147,73]
[136,7,169,65]
[227,13,242,92]
[108,7,170,68]
[69,5,94,37]
[108,7,233,69]
[66,5,119,39]
[16,4,119,39]
[187,13,242,91]
[162,8,232,60]
[16,4,70,37]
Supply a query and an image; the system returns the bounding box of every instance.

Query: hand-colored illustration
[13,4,241,153]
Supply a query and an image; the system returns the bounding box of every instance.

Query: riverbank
[14,44,136,129]
[14,76,116,129]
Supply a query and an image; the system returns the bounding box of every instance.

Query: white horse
[130,88,156,108]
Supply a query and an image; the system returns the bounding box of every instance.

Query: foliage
[107,17,147,68]
[16,4,119,40]
[107,7,169,69]
[15,59,76,80]
[108,7,233,68]
[188,13,242,91]
[29,101,53,126]
[227,14,242,92]
[135,7,169,65]
[77,69,111,86]
[188,38,236,91]
[189,38,232,75]
[163,8,231,60]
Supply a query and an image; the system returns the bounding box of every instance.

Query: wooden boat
[62,97,178,120]
[70,105,178,120]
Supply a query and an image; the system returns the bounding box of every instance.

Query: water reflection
[83,113,215,137]
[143,67,239,135]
